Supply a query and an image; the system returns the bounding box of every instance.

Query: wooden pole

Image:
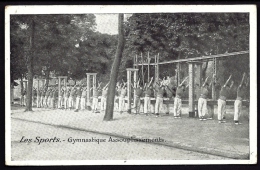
[134,51,249,66]
[188,62,195,117]
[141,52,144,86]
[156,53,159,81]
[86,74,90,108]
[135,55,138,68]
[154,55,157,82]
[37,78,39,99]
[58,77,61,98]
[133,54,135,68]
[127,69,131,113]
[148,52,150,83]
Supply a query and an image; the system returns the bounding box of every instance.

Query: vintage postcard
[5,5,257,165]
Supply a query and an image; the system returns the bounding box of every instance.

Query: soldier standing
[69,84,77,110]
[154,79,165,117]
[64,86,71,110]
[234,73,247,125]
[80,85,87,110]
[173,77,188,118]
[58,86,64,109]
[197,76,213,121]
[132,80,143,115]
[92,82,101,113]
[143,77,153,116]
[100,82,109,112]
[75,84,83,112]
[218,75,234,123]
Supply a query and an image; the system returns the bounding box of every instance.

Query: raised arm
[131,83,135,89]
[239,72,246,87]
[143,83,147,90]
[224,74,232,87]
[97,82,102,89]
[202,76,209,87]
[122,82,127,88]
[103,81,110,90]
[147,77,154,87]
[179,76,188,86]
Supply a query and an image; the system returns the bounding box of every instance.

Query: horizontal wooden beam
[58,76,68,78]
[86,73,97,75]
[133,50,249,66]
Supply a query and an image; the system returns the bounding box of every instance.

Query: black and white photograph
[5,5,257,165]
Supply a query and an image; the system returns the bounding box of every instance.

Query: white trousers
[218,99,226,120]
[155,97,163,114]
[37,96,40,107]
[68,97,74,108]
[234,100,242,121]
[75,97,81,110]
[48,97,51,107]
[173,98,182,116]
[40,96,44,107]
[24,96,27,106]
[134,96,141,113]
[100,96,107,111]
[58,96,63,108]
[51,98,55,108]
[144,96,151,113]
[119,96,125,111]
[64,97,68,109]
[44,96,48,107]
[92,98,99,111]
[80,97,86,110]
[198,98,208,117]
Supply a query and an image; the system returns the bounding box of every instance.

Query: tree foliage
[11,14,117,82]
[123,13,249,82]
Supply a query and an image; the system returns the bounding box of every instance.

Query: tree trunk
[104,14,125,121]
[25,18,35,112]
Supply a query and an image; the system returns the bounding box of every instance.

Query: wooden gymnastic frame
[86,73,97,110]
[126,68,138,113]
[133,50,249,117]
[57,76,68,97]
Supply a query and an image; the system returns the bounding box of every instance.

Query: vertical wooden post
[134,69,138,88]
[86,74,90,107]
[212,57,217,100]
[154,55,157,83]
[197,63,202,87]
[188,62,195,117]
[127,69,132,113]
[126,68,139,114]
[37,78,39,98]
[133,54,135,69]
[177,63,181,86]
[148,52,150,83]
[194,62,202,117]
[141,52,144,86]
[156,53,159,81]
[58,77,61,98]
[93,74,96,89]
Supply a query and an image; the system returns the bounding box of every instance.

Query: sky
[94,14,118,35]
[94,14,132,35]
